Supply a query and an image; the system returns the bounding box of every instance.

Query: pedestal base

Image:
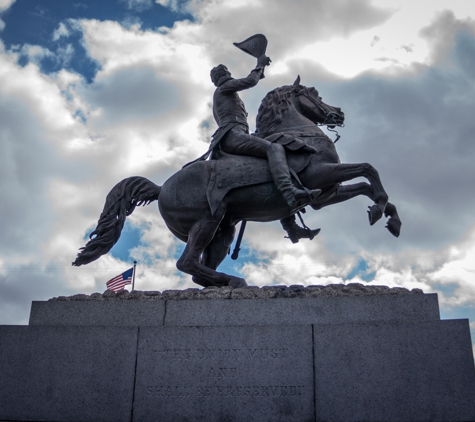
[1,286,474,421]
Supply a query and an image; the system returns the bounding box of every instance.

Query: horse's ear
[293,75,301,86]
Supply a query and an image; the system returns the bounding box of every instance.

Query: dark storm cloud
[0,97,58,255]
[420,10,475,65]
[299,19,475,255]
[197,0,395,71]
[83,66,179,125]
[0,265,77,324]
[2,0,474,326]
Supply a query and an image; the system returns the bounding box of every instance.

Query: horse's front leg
[311,182,373,210]
[311,182,401,237]
[303,162,389,225]
[384,202,402,237]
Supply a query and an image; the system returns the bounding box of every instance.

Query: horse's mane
[255,85,295,134]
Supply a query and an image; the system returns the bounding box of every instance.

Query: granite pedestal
[1,284,474,421]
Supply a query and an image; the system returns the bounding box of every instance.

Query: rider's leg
[280,215,320,244]
[221,127,321,207]
[266,142,321,207]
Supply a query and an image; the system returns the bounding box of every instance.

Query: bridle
[293,86,345,143]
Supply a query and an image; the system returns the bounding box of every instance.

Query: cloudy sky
[0,0,474,342]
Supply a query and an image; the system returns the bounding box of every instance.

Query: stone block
[29,300,165,326]
[28,292,438,328]
[133,325,314,422]
[0,325,138,422]
[8,290,475,421]
[313,319,475,421]
[164,294,439,326]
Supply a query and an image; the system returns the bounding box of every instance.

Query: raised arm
[220,55,271,94]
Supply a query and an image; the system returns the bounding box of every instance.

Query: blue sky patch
[1,0,192,82]
[83,223,142,263]
[345,258,376,282]
[109,223,143,262]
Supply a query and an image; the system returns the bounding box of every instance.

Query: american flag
[106,267,133,292]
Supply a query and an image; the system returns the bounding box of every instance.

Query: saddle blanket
[205,148,310,215]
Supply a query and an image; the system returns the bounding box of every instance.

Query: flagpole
[132,260,137,291]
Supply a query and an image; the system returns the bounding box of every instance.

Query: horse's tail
[72,176,161,266]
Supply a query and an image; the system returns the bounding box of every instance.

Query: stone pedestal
[1,284,474,421]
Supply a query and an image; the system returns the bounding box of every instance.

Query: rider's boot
[281,215,321,244]
[267,143,321,208]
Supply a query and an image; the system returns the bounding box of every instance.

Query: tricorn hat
[233,34,268,59]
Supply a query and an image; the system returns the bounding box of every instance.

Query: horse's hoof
[367,205,383,225]
[228,277,247,288]
[386,217,401,237]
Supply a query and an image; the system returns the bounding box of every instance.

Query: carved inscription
[148,344,306,399]
[146,385,305,398]
[153,347,288,360]
[208,367,237,379]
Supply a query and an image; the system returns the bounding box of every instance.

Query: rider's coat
[183,67,264,168]
[209,67,264,156]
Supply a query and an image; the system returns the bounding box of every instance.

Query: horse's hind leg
[192,222,236,286]
[176,218,246,288]
[201,222,236,270]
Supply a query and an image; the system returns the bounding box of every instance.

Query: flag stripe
[106,277,131,287]
[106,280,132,291]
[107,278,131,287]
[106,276,128,286]
[107,279,131,289]
[106,267,134,292]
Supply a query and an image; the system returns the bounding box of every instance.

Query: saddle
[205,133,314,215]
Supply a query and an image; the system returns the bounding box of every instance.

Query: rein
[256,124,319,138]
[293,88,344,143]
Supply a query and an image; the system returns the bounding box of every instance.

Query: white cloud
[52,22,71,41]
[0,0,15,12]
[2,0,475,330]
[155,0,193,12]
[239,221,354,286]
[0,0,15,31]
[0,54,94,323]
[427,228,475,308]
[123,0,154,11]
[19,44,54,64]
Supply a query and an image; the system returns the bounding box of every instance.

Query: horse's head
[256,76,344,134]
[291,76,345,128]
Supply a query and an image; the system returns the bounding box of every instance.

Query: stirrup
[285,226,321,244]
[284,187,321,207]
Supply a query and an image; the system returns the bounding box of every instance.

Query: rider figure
[209,56,321,208]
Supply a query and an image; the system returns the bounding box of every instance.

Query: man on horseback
[209,57,322,209]
[73,35,399,289]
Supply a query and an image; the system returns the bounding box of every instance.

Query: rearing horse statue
[73,77,401,288]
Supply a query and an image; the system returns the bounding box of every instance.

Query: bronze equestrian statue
[73,36,401,288]
[192,56,321,210]
[186,34,321,243]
